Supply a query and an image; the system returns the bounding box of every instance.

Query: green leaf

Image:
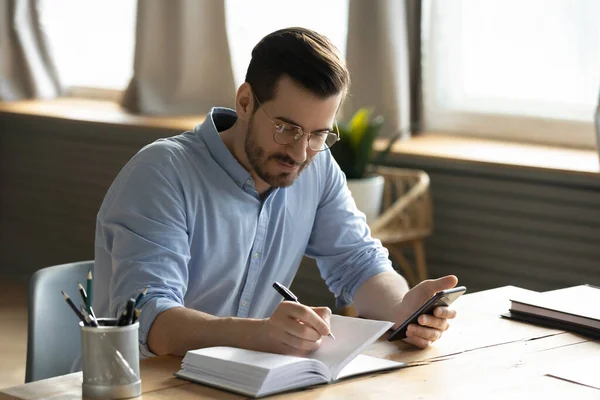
[353,115,384,178]
[347,108,372,151]
[330,108,385,179]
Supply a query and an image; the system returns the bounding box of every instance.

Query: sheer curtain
[39,0,136,92]
[225,0,349,88]
[0,0,419,125]
[121,0,236,115]
[344,0,422,138]
[0,0,61,100]
[122,0,351,115]
[423,0,600,148]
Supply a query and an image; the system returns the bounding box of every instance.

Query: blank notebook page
[308,315,394,377]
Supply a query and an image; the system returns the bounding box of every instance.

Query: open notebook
[174,315,405,397]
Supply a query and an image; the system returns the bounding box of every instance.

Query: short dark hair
[245,27,350,107]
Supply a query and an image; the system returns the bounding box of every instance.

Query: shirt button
[242,299,248,306]
[253,252,260,259]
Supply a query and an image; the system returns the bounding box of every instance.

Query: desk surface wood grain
[2,286,598,400]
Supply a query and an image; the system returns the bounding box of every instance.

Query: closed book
[175,315,406,398]
[504,285,600,337]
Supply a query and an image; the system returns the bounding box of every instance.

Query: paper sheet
[546,355,600,390]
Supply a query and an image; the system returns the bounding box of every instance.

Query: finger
[406,323,442,342]
[312,307,332,326]
[311,307,332,333]
[271,316,322,341]
[282,302,331,337]
[402,334,431,349]
[278,330,322,352]
[418,275,458,295]
[433,306,457,319]
[417,314,450,331]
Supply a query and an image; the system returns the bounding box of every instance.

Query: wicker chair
[369,166,433,286]
[339,166,433,316]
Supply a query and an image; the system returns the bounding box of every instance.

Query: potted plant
[331,108,398,223]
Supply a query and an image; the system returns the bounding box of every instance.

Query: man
[94,27,458,358]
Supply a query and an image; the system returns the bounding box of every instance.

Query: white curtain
[344,0,422,138]
[121,0,236,115]
[0,0,61,100]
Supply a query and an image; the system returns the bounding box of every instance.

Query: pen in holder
[80,318,141,399]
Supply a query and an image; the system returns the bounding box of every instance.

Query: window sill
[374,133,599,177]
[0,98,205,131]
[2,99,598,176]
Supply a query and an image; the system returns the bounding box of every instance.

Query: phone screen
[388,286,466,341]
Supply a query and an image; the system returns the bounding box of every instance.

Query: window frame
[421,0,600,150]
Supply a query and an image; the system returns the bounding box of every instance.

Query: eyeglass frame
[252,94,341,152]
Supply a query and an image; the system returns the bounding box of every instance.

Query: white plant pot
[346,175,385,224]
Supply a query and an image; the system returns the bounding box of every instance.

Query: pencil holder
[80,318,141,399]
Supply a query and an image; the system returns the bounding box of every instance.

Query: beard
[244,123,314,188]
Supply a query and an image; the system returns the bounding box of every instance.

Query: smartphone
[388,286,467,341]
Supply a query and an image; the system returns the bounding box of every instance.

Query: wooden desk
[2,286,598,399]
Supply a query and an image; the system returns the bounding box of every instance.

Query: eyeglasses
[253,95,340,152]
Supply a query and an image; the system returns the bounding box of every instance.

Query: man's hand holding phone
[391,275,463,348]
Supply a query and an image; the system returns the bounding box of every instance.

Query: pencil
[134,287,147,308]
[131,308,141,324]
[61,291,88,326]
[86,270,93,313]
[77,283,88,308]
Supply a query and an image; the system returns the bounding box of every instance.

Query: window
[39,0,137,96]
[423,0,600,148]
[225,0,349,88]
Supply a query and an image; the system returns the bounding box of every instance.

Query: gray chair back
[25,261,93,382]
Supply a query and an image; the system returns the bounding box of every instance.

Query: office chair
[25,260,93,382]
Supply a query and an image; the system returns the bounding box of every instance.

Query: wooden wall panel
[0,114,182,280]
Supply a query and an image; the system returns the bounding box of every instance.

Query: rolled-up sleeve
[305,153,394,308]
[96,157,190,356]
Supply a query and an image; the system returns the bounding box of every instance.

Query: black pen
[117,309,129,326]
[272,282,335,339]
[125,298,136,325]
[61,290,89,326]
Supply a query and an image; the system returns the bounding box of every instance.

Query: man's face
[244,76,342,188]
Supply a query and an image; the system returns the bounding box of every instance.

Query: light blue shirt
[94,107,393,357]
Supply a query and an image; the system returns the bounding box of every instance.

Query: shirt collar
[196,107,253,189]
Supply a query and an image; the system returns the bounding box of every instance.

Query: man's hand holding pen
[248,282,333,356]
[255,301,333,356]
